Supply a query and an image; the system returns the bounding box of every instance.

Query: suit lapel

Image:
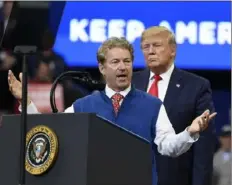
[163,67,183,115]
[136,68,150,91]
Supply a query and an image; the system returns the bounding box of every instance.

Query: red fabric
[14,100,20,114]
[13,82,64,114]
[111,93,124,115]
[148,75,162,97]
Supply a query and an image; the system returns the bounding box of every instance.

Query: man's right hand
[8,70,31,105]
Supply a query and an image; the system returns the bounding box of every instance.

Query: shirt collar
[149,63,175,82]
[105,84,131,99]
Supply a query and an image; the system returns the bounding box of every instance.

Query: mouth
[148,58,157,62]
[116,74,127,80]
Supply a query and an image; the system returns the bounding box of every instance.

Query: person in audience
[0,1,19,114]
[132,26,216,185]
[8,37,216,185]
[28,30,66,82]
[212,125,231,185]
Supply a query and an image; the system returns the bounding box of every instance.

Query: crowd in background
[0,1,230,185]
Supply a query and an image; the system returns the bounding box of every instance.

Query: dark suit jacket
[132,67,216,185]
[0,18,21,112]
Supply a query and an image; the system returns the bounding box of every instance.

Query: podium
[0,113,152,185]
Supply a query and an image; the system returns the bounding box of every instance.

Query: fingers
[8,70,16,83]
[205,112,209,124]
[201,109,210,117]
[197,110,217,132]
[198,116,208,131]
[209,112,217,120]
[198,118,205,131]
[8,70,23,93]
[201,109,217,121]
[19,73,22,82]
[8,70,11,85]
[8,70,16,88]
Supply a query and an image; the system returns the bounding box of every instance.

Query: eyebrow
[111,57,131,61]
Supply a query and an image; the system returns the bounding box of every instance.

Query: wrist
[18,97,31,106]
[187,126,197,136]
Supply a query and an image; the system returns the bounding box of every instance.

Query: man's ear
[98,63,105,76]
[170,44,176,59]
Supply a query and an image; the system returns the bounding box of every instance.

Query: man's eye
[143,45,149,49]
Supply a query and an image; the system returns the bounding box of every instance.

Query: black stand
[14,46,37,185]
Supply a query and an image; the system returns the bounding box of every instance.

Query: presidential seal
[25,125,58,175]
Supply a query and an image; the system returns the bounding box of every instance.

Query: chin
[118,83,130,90]
[148,62,160,68]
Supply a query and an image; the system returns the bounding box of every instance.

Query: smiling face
[97,37,134,92]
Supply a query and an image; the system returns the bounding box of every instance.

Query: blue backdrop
[50,2,230,69]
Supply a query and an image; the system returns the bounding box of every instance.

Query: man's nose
[118,61,126,70]
[148,45,156,54]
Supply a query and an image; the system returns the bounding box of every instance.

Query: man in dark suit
[132,26,216,185]
[0,1,20,113]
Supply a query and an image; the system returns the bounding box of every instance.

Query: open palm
[8,70,23,100]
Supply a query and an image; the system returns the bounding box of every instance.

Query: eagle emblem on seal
[31,138,48,163]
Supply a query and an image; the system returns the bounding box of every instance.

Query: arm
[9,69,75,114]
[154,104,199,157]
[18,101,74,113]
[192,80,216,185]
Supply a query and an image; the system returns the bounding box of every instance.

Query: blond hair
[141,26,176,47]
[97,37,134,64]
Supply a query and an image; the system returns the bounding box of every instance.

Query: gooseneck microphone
[50,71,105,113]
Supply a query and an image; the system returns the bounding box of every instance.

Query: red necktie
[148,75,162,97]
[111,93,124,115]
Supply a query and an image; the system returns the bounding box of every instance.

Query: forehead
[105,47,131,60]
[142,31,170,44]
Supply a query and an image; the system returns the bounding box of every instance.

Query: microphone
[50,71,105,113]
[72,76,105,91]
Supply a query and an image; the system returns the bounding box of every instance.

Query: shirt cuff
[18,101,39,114]
[183,128,199,143]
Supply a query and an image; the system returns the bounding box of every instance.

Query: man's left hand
[188,110,217,135]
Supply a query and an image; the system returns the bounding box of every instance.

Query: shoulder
[73,90,101,105]
[133,69,149,79]
[133,69,145,76]
[178,68,210,86]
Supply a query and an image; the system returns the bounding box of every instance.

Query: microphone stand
[14,46,37,185]
[50,71,90,113]
[50,71,105,113]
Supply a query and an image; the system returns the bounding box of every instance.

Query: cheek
[143,52,149,60]
[105,68,116,78]
[157,48,166,55]
[128,65,133,72]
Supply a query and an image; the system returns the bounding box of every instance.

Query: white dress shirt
[147,64,174,101]
[20,83,199,157]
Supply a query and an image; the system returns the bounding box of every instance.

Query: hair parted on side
[141,26,176,47]
[97,37,134,64]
